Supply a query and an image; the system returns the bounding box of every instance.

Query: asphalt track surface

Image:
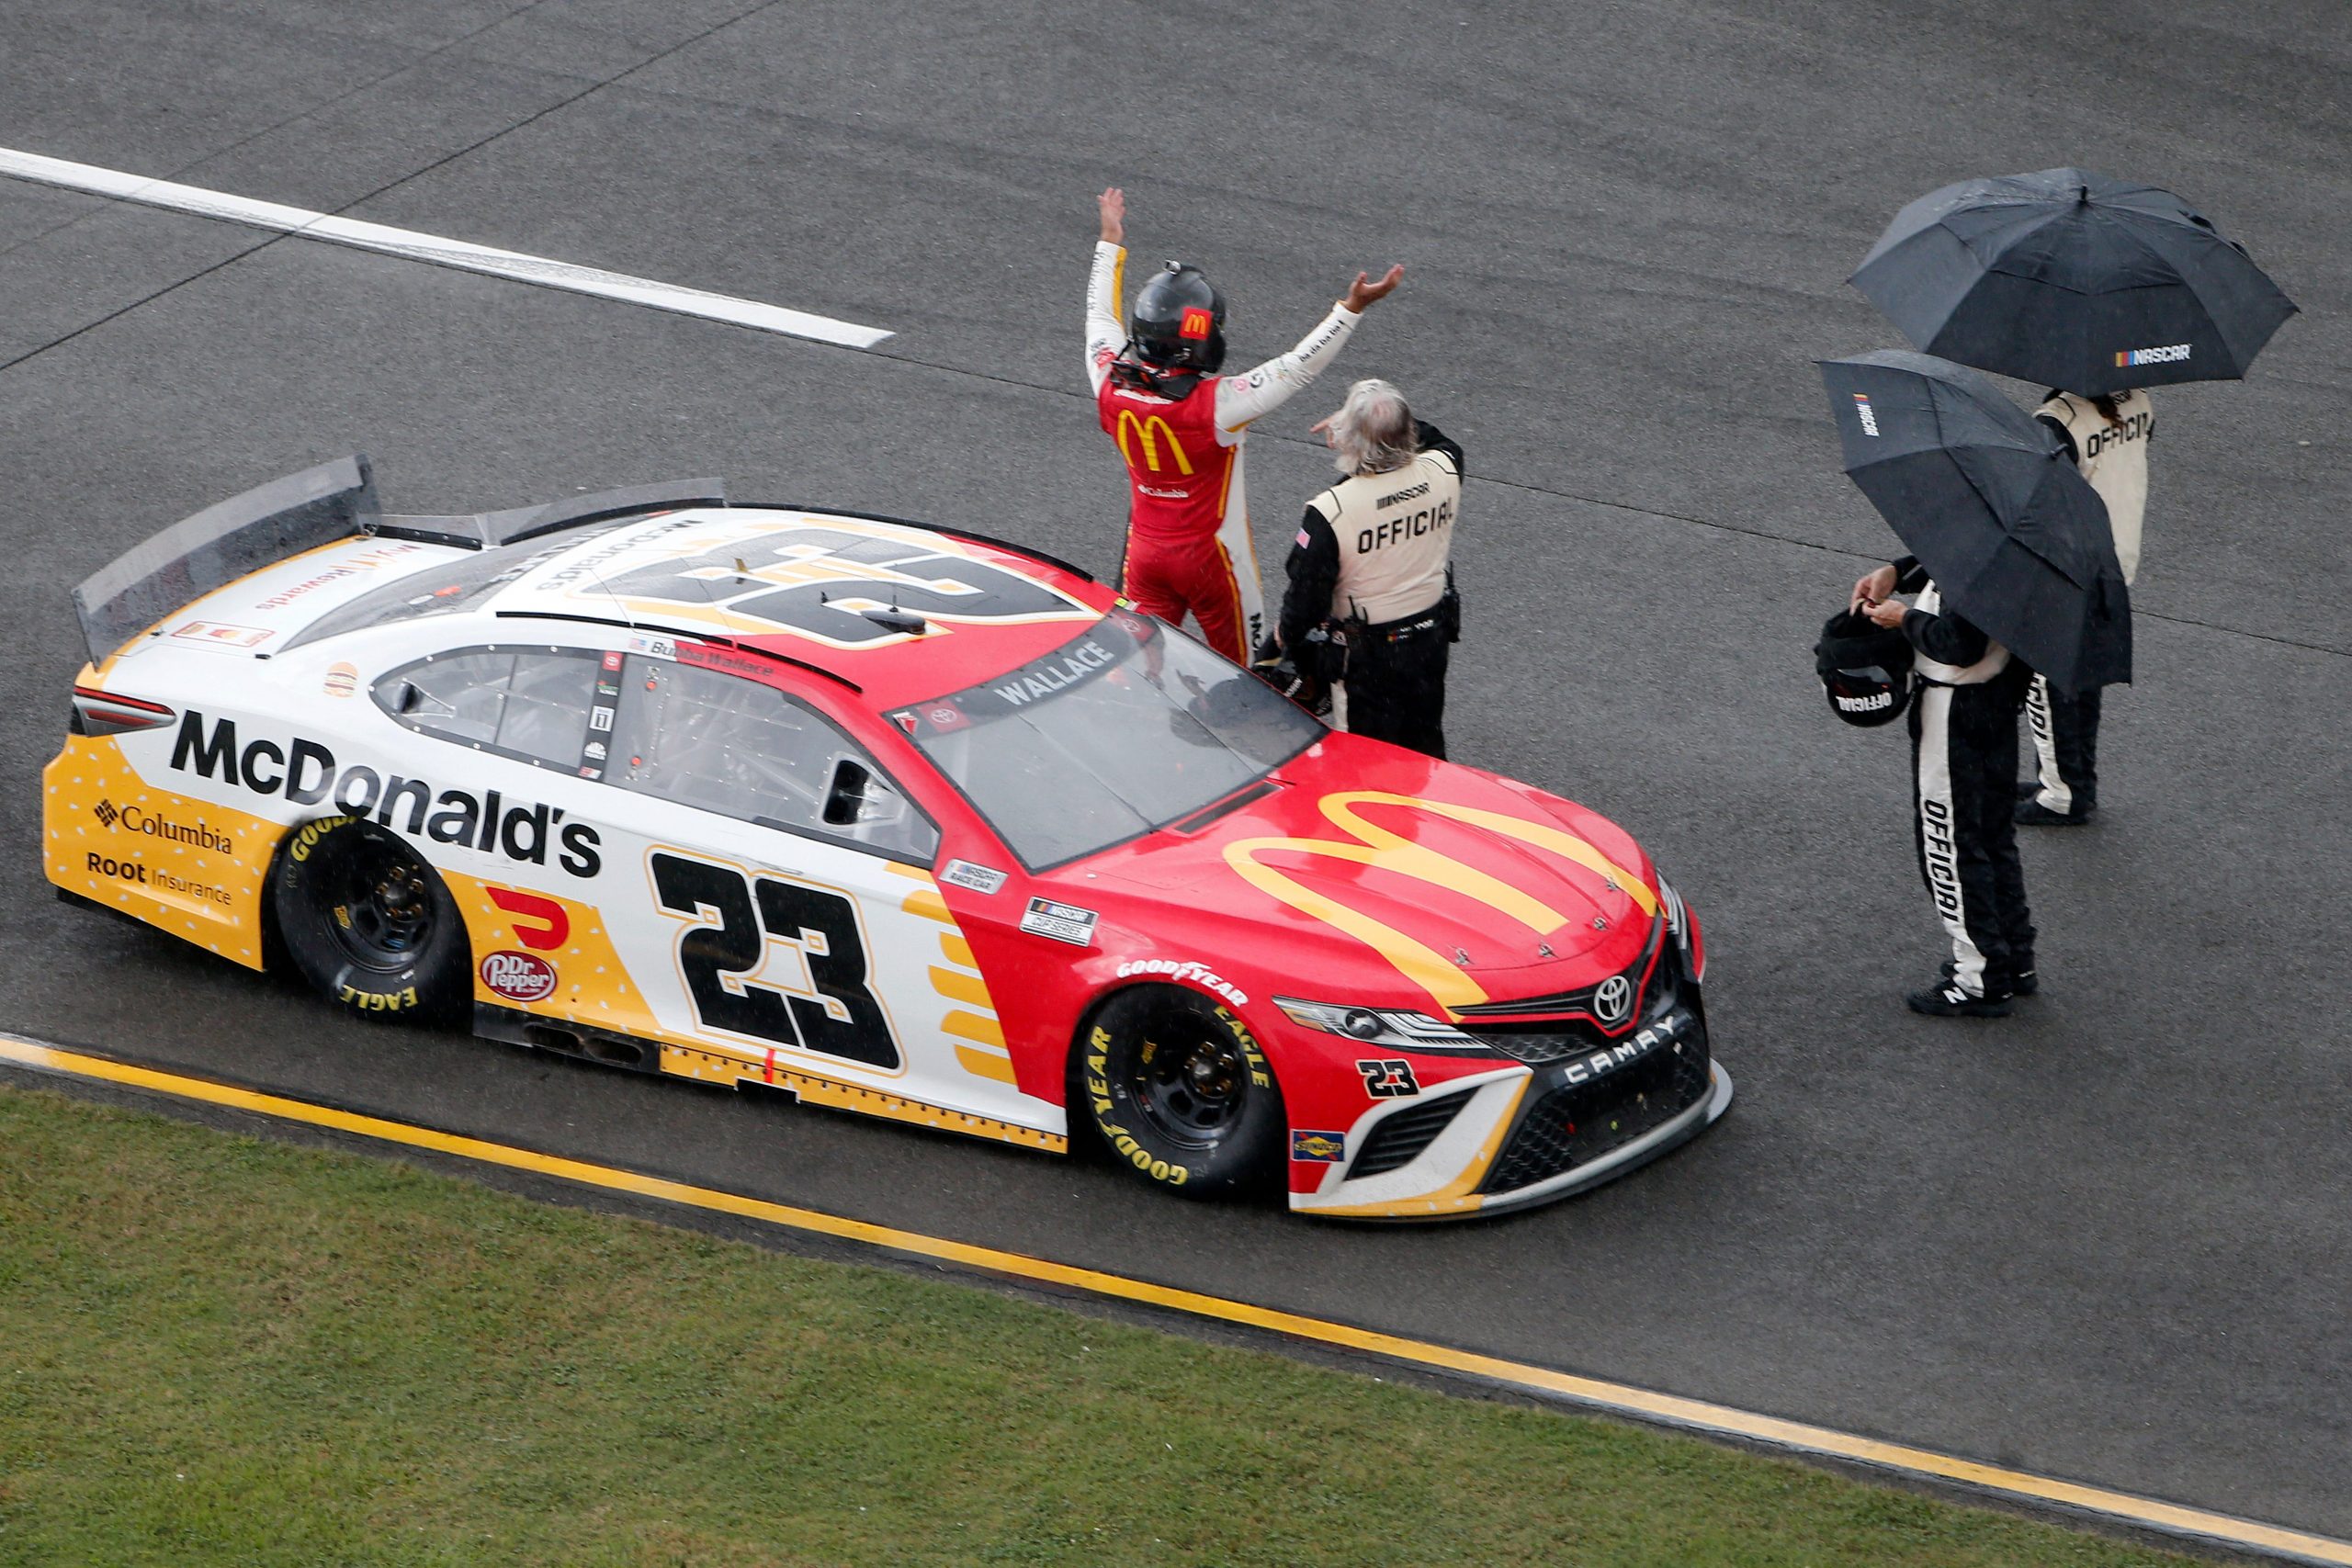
[3,0,2346,1548]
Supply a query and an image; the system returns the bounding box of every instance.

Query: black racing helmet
[1128,260,1227,374]
[1814,609,1913,728]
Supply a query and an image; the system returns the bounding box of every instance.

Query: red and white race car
[46,459,1731,1219]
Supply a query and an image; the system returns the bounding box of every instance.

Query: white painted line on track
[0,146,893,349]
[3,1027,2347,1566]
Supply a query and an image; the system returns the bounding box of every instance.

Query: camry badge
[1594,975,1634,1026]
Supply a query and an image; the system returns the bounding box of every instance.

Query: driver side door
[597,651,1057,1134]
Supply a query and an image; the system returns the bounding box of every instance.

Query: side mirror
[390,680,422,714]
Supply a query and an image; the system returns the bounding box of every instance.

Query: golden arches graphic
[1114,411,1195,476]
[1223,791,1655,1013]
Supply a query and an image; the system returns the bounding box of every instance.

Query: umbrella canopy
[1819,350,2132,694]
[1850,168,2297,396]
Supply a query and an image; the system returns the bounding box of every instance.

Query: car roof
[483,506,1116,712]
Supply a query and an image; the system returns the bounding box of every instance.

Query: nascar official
[2019,388,2154,827]
[1086,186,1402,662]
[1855,557,2037,1017]
[1273,379,1463,758]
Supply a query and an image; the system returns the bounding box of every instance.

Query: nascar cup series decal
[1019,897,1097,946]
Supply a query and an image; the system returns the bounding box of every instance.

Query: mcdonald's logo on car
[1223,791,1657,1013]
[1114,411,1195,476]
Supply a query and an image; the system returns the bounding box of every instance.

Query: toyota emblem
[1593,975,1634,1025]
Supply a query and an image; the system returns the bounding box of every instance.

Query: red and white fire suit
[1086,241,1362,662]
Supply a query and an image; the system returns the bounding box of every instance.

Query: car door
[589,650,1062,1139]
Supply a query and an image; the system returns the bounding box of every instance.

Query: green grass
[0,1084,2225,1568]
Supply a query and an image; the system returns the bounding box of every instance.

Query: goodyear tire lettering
[1079,987,1281,1200]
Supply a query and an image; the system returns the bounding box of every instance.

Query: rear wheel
[1079,986,1285,1198]
[270,816,469,1022]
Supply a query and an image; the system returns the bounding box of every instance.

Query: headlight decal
[1272,997,1497,1055]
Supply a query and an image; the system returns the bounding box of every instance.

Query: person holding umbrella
[2018,387,2153,825]
[1818,351,2132,1017]
[1849,168,2296,831]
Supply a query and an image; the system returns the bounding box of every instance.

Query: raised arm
[1084,186,1127,396]
[1213,264,1403,433]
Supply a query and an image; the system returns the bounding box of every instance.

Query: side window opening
[374,647,601,771]
[608,658,939,863]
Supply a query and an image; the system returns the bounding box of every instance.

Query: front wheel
[1079,986,1285,1198]
[270,816,469,1022]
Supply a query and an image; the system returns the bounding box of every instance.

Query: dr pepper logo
[480,950,558,1003]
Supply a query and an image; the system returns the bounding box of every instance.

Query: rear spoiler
[378,476,726,550]
[70,458,726,665]
[74,456,383,666]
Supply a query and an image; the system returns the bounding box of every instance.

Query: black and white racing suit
[1896,558,2036,998]
[1277,421,1464,758]
[2027,389,2153,815]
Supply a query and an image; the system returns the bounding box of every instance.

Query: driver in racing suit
[1087,186,1402,662]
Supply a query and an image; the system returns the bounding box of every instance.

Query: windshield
[283,522,635,650]
[895,608,1320,869]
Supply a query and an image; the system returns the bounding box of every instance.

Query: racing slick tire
[270,815,469,1023]
[1079,986,1286,1199]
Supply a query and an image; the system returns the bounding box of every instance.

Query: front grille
[1346,1089,1475,1180]
[1466,936,1683,1065]
[1476,1032,1712,1196]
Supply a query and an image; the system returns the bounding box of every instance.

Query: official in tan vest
[2018,389,2153,825]
[1272,379,1463,758]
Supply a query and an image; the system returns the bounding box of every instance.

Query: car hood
[1080,738,1659,1017]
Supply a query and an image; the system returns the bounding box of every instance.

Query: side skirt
[470,1002,1068,1155]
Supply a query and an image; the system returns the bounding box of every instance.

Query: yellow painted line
[3,1028,2345,1567]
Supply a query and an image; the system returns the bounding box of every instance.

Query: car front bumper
[1288,1003,1732,1221]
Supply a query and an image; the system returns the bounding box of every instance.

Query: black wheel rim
[322,831,435,972]
[1127,1007,1249,1148]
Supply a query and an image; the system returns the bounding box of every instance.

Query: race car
[46,457,1732,1220]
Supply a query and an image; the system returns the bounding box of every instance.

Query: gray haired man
[1272,379,1464,757]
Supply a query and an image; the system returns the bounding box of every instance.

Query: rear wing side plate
[73,455,380,666]
[378,477,727,550]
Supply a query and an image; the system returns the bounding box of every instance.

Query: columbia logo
[2114,344,2191,367]
[92,799,120,827]
[1852,393,1881,436]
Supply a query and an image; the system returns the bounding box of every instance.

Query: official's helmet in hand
[1814,609,1913,728]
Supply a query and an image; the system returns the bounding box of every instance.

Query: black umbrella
[1818,350,2131,694]
[1850,167,2297,396]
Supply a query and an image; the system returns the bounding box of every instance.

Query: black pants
[1343,627,1450,759]
[2025,674,2102,814]
[1909,674,2035,997]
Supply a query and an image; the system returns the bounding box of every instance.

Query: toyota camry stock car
[45,457,1731,1220]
